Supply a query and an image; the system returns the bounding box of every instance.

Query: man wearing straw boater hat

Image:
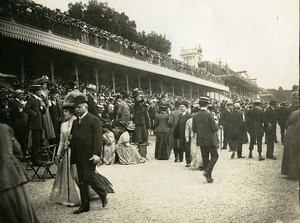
[192,97,219,183]
[70,94,107,214]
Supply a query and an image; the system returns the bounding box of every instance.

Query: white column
[125,73,129,94]
[73,62,79,87]
[112,72,116,93]
[148,78,152,95]
[138,75,141,89]
[94,67,99,89]
[50,58,55,83]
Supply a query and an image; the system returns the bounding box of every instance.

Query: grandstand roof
[219,73,262,92]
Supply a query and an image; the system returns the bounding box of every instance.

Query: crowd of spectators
[0,0,224,85]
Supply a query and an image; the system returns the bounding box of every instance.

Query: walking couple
[50,93,114,214]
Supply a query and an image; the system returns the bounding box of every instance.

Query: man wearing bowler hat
[192,97,219,183]
[70,94,107,214]
[264,100,278,160]
[276,102,291,144]
[246,100,265,160]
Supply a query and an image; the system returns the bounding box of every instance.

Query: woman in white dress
[103,123,116,165]
[115,121,145,165]
[50,103,81,206]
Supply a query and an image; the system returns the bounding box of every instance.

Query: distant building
[180,46,203,68]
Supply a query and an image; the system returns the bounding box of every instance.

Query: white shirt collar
[181,111,187,116]
[200,107,208,111]
[32,94,40,100]
[79,111,88,119]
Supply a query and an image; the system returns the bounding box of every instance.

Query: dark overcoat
[192,109,219,147]
[70,112,102,166]
[246,107,265,137]
[23,95,45,130]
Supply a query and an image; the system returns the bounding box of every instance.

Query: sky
[34,0,299,90]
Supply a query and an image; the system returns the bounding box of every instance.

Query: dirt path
[26,135,300,223]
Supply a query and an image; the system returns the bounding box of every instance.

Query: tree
[67,0,171,54]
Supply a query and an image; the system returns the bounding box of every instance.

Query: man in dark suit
[70,94,107,214]
[8,89,28,157]
[24,85,46,165]
[177,101,192,166]
[86,84,98,117]
[219,102,233,150]
[276,102,291,144]
[264,100,278,160]
[246,100,265,161]
[227,103,245,159]
[193,97,219,183]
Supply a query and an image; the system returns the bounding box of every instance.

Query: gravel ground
[25,132,300,223]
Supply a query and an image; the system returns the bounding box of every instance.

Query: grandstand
[1,0,264,101]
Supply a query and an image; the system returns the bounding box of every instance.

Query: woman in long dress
[281,108,300,178]
[0,123,40,223]
[50,103,81,206]
[103,123,116,165]
[37,77,56,141]
[115,121,146,165]
[154,101,173,160]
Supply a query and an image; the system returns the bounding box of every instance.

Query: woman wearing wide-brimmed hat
[154,101,173,160]
[115,121,145,164]
[49,95,81,206]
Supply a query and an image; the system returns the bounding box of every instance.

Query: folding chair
[25,145,57,181]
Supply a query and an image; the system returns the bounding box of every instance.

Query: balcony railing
[0,0,225,86]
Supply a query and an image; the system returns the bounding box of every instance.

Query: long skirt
[116,144,145,165]
[49,149,81,206]
[0,185,40,223]
[190,136,203,170]
[155,132,170,160]
[103,144,116,165]
[281,125,300,178]
[43,108,56,140]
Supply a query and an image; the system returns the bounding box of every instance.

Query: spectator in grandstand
[169,100,181,162]
[192,97,219,183]
[154,101,173,160]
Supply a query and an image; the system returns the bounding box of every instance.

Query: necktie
[79,117,82,124]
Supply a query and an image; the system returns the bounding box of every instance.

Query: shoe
[258,156,265,161]
[179,159,183,162]
[228,149,233,152]
[248,153,253,159]
[237,156,245,158]
[101,196,108,208]
[174,159,179,162]
[231,152,235,159]
[221,147,226,150]
[185,164,191,167]
[203,172,213,183]
[199,167,203,171]
[268,156,277,160]
[73,207,89,214]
